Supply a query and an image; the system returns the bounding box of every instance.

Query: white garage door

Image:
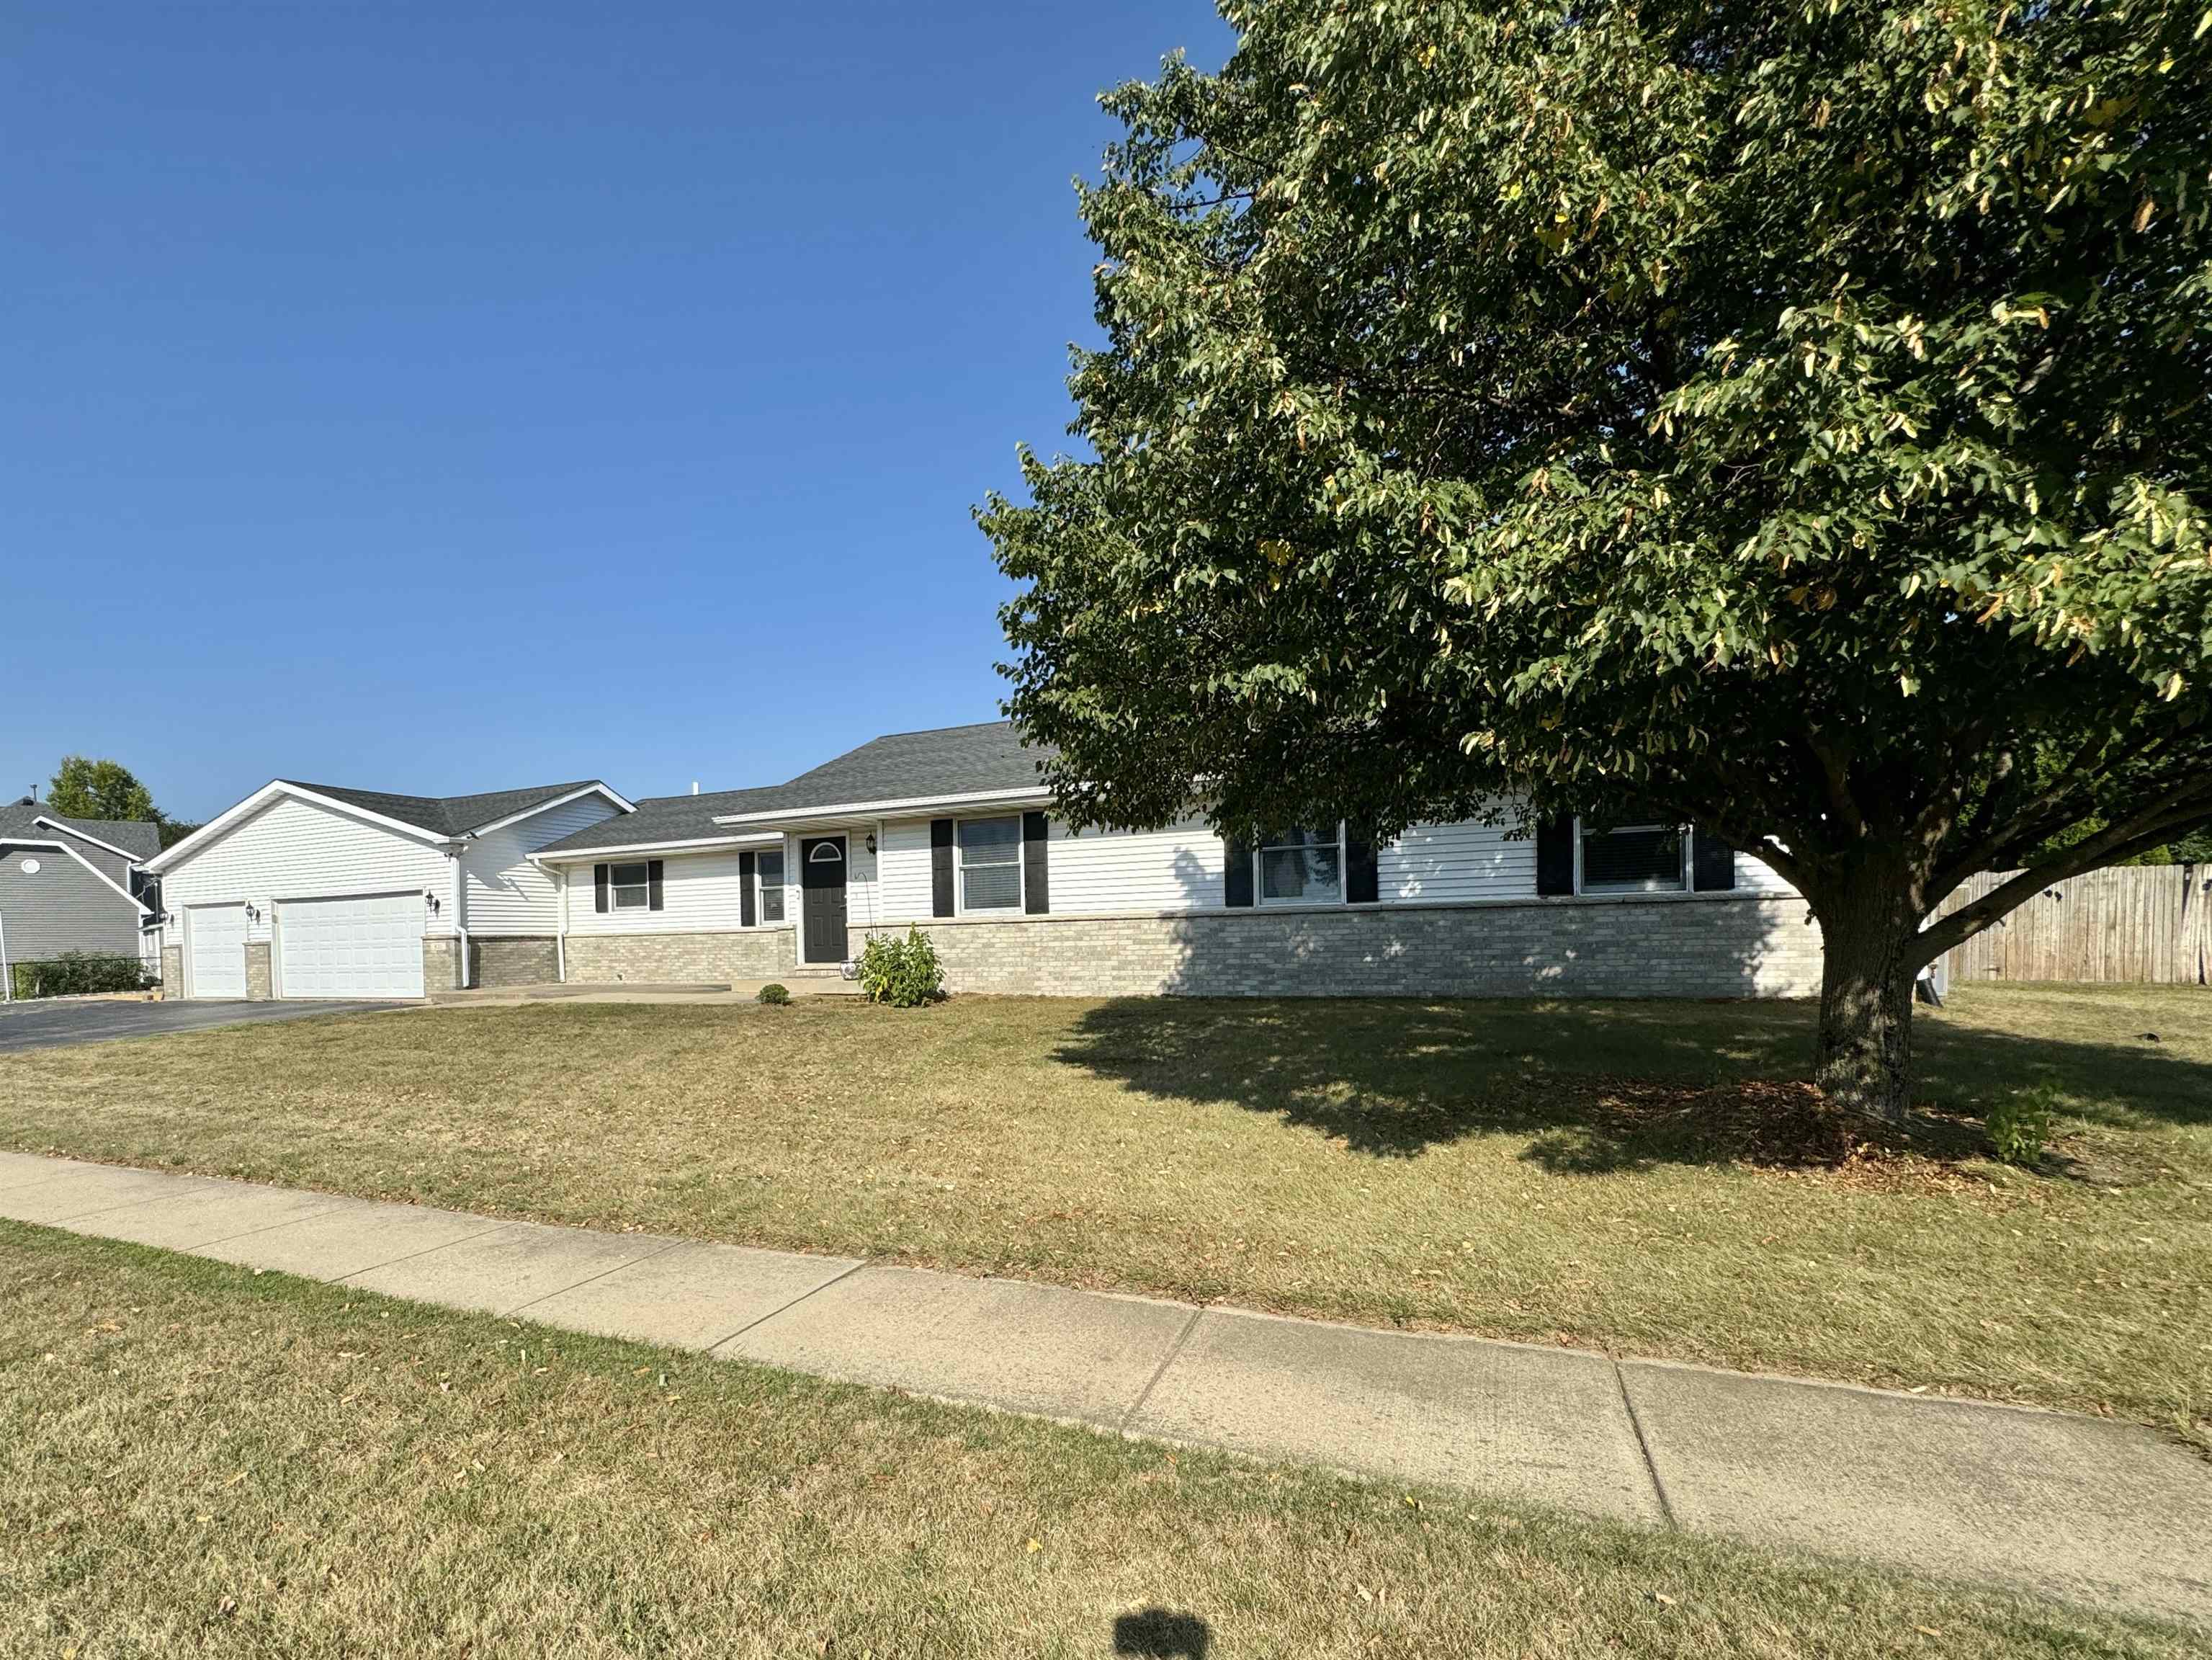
[186,904,249,1000]
[277,893,424,999]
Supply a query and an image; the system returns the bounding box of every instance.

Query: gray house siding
[0,842,141,961]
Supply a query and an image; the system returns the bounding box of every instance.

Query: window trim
[954,813,1025,916]
[756,847,787,926]
[608,860,654,911]
[1255,822,1347,908]
[1572,819,1690,896]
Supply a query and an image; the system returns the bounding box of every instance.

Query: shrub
[756,982,791,1006]
[1987,1084,2060,1166]
[856,926,945,1008]
[9,952,154,1000]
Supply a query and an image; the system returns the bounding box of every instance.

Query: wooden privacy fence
[1937,863,2210,986]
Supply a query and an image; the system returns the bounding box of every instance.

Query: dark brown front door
[800,836,848,963]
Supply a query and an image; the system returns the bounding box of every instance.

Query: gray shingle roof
[279,780,608,839]
[534,721,1054,855]
[0,802,161,862]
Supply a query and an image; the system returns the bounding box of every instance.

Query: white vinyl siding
[875,819,936,919]
[1047,816,1227,913]
[565,849,766,934]
[733,808,1801,927]
[1735,847,1797,894]
[1378,821,1537,902]
[159,795,452,942]
[461,795,620,937]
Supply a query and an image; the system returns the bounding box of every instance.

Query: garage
[185,904,249,999]
[276,892,424,999]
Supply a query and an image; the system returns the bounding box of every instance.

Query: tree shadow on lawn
[1049,996,2206,1174]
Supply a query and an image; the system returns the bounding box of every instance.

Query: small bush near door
[756,982,791,1005]
[9,952,156,999]
[856,927,945,1008]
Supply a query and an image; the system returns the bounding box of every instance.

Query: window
[758,848,785,924]
[1260,826,1341,904]
[957,815,1022,911]
[1578,824,1685,893]
[609,861,653,909]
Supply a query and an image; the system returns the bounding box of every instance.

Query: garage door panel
[187,905,248,1000]
[277,893,423,999]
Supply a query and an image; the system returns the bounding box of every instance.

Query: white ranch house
[145,721,1821,1002]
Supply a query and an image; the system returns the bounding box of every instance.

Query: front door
[800,836,848,964]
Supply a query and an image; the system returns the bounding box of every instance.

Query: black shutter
[930,818,955,917]
[647,859,664,911]
[1693,829,1736,892]
[594,863,609,913]
[1223,833,1255,907]
[1022,811,1049,914]
[739,849,757,926]
[1345,826,1379,904]
[1536,817,1575,896]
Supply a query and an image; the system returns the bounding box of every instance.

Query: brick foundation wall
[244,940,272,1001]
[848,895,1822,1000]
[159,945,182,1000]
[422,936,462,994]
[470,936,559,989]
[563,929,796,984]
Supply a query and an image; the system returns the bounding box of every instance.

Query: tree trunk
[1811,875,1923,1126]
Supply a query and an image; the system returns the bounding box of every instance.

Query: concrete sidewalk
[2,1150,2206,1627]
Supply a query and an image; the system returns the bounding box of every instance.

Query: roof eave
[708,786,1054,829]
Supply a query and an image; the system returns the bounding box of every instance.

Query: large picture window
[609,861,653,909]
[957,816,1023,911]
[758,848,785,923]
[1259,826,1342,905]
[1578,824,1686,893]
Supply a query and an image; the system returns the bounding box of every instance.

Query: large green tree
[44,755,197,848]
[45,756,157,825]
[982,0,2212,1120]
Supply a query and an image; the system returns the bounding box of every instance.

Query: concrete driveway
[0,998,398,1053]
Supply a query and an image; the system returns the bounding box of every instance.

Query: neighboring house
[141,780,632,1000]
[0,798,161,981]
[147,722,1822,1004]
[522,721,1821,1000]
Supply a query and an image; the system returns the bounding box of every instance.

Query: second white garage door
[277,893,424,999]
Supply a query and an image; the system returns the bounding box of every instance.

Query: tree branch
[1913,779,2212,969]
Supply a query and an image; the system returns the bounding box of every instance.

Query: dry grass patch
[1,1226,2197,1659]
[0,983,2205,1440]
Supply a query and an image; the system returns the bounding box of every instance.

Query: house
[148,721,1822,1004]
[524,720,1820,999]
[141,779,632,999]
[0,798,162,983]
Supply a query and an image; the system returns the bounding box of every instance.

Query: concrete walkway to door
[1,1148,2206,1629]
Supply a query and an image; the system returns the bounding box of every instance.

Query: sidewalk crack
[1119,1306,1204,1434]
[1613,1358,1678,1528]
[704,1257,871,1353]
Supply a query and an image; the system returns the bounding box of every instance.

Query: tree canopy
[981,0,2212,1117]
[45,756,157,825]
[43,755,197,847]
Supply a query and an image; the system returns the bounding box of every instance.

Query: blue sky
[4,3,1234,822]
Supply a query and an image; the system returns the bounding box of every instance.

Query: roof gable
[276,779,612,838]
[0,804,161,862]
[532,722,1053,855]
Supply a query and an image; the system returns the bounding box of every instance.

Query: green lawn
[1,982,2205,1442]
[1,1226,2196,1659]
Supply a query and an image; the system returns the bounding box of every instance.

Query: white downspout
[556,861,568,983]
[449,846,468,991]
[1,909,11,1002]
